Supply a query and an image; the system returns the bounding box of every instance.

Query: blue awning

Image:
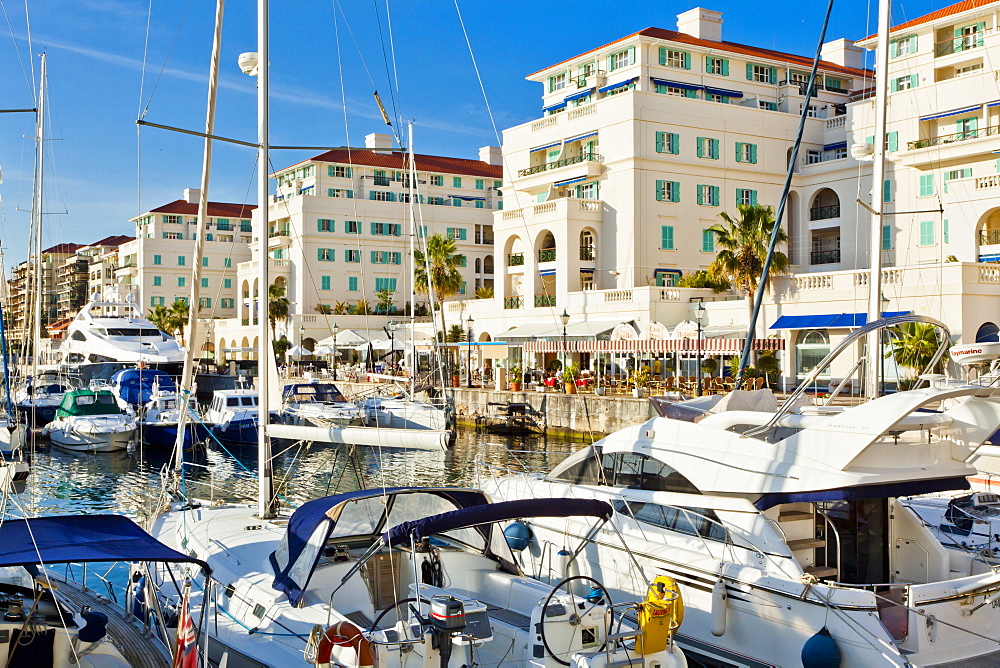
[542,101,567,112]
[565,131,598,143]
[451,195,486,201]
[769,311,911,330]
[755,477,969,511]
[649,77,701,91]
[564,88,594,102]
[384,498,612,548]
[270,488,490,607]
[919,105,978,121]
[988,100,1000,108]
[980,254,1000,262]
[599,77,637,93]
[653,268,683,276]
[705,86,744,98]
[824,141,848,151]
[0,515,210,572]
[539,269,557,275]
[530,142,561,153]
[554,177,586,187]
[110,369,176,406]
[579,268,595,273]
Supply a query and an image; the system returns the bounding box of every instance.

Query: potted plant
[508,365,523,392]
[561,362,580,395]
[631,369,651,398]
[701,357,718,377]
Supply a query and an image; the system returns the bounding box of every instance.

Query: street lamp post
[560,309,570,387]
[880,293,889,397]
[466,315,475,388]
[206,319,215,372]
[388,320,397,373]
[692,301,706,397]
[332,322,339,380]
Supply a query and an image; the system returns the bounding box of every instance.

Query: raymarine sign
[950,342,1000,365]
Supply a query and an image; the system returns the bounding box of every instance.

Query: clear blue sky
[0,0,946,271]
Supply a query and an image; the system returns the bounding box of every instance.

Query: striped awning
[705,86,744,98]
[649,77,701,91]
[599,77,637,93]
[522,339,784,353]
[919,104,978,121]
[564,88,594,102]
[542,101,567,112]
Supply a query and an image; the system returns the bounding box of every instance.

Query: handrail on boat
[743,315,951,438]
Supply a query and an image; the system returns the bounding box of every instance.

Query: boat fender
[131,575,146,619]
[315,621,375,668]
[801,627,840,667]
[78,611,109,644]
[556,549,579,582]
[710,579,727,637]
[503,521,533,551]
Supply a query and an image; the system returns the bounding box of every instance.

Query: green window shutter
[153,276,161,286]
[890,41,900,58]
[671,181,681,203]
[655,132,664,153]
[162,232,168,239]
[711,186,720,205]
[750,144,758,164]
[321,276,331,290]
[201,278,209,288]
[909,36,918,54]
[970,116,979,132]
[202,256,209,267]
[881,225,892,250]
[735,142,743,162]
[702,230,715,252]
[661,226,674,250]
[919,174,934,196]
[629,47,636,65]
[655,180,665,201]
[769,67,777,84]
[369,191,376,200]
[670,133,680,154]
[883,179,892,203]
[682,52,690,70]
[711,139,719,159]
[943,219,950,243]
[696,138,704,158]
[890,79,900,93]
[697,186,704,206]
[348,277,358,292]
[317,248,324,261]
[746,63,754,80]
[909,74,918,89]
[919,220,934,246]
[887,131,898,152]
[658,47,666,66]
[721,59,729,76]
[346,166,353,178]
[865,135,875,145]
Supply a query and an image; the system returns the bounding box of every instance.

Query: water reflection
[15,430,583,522]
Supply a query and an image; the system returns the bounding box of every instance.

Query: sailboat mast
[171,0,225,472]
[407,122,416,396]
[256,0,275,519]
[30,54,46,391]
[864,0,891,400]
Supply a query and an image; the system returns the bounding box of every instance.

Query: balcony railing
[580,246,595,261]
[372,176,391,186]
[517,153,604,177]
[538,248,557,262]
[534,294,557,307]
[907,125,999,150]
[504,296,524,310]
[809,205,841,221]
[240,223,252,232]
[217,223,231,231]
[508,253,524,266]
[811,249,841,265]
[981,229,1000,246]
[268,230,290,238]
[935,32,984,57]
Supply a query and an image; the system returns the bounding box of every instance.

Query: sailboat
[482,3,1000,665]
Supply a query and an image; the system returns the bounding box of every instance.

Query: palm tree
[169,300,191,345]
[886,322,944,385]
[708,203,789,338]
[147,304,173,334]
[414,233,463,338]
[475,285,494,299]
[314,304,332,315]
[267,283,290,338]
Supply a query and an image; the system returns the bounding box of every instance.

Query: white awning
[497,319,626,341]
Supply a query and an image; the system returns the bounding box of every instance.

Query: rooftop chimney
[821,39,864,71]
[479,146,502,166]
[365,133,394,153]
[677,8,723,42]
[183,188,201,204]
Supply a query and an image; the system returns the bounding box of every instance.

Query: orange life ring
[316,621,375,668]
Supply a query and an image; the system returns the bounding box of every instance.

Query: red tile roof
[862,0,1000,40]
[87,235,134,248]
[42,243,81,255]
[149,201,257,217]
[529,27,872,79]
[287,148,502,179]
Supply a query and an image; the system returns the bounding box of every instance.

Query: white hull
[0,420,25,454]
[268,422,450,450]
[47,420,135,452]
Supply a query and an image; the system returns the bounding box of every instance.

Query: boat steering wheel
[540,575,612,666]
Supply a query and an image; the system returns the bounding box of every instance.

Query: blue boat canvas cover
[0,515,210,572]
[111,368,177,405]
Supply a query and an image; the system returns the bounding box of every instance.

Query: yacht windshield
[550,446,702,494]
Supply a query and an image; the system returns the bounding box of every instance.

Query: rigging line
[370,0,402,140]
[381,0,404,137]
[0,0,32,98]
[136,0,154,220]
[138,0,196,120]
[333,1,378,89]
[21,0,34,98]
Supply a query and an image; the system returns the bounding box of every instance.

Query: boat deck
[55,578,169,668]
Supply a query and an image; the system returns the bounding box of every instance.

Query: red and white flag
[173,585,199,668]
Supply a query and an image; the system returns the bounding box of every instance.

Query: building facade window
[696,137,719,159]
[318,219,334,232]
[317,248,334,261]
[446,227,467,240]
[748,64,777,83]
[609,47,635,71]
[655,180,680,203]
[346,249,361,263]
[328,165,353,178]
[702,230,715,252]
[697,184,721,206]
[348,276,358,292]
[919,220,935,246]
[736,142,758,163]
[736,188,757,206]
[430,175,444,186]
[706,56,729,75]
[660,226,675,250]
[655,131,680,154]
[661,48,690,69]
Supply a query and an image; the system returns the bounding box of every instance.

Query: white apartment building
[449,1,1000,388]
[118,189,255,319]
[217,133,501,355]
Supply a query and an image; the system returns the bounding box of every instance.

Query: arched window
[475,258,482,273]
[810,189,840,221]
[796,329,830,379]
[580,229,595,261]
[976,322,1000,343]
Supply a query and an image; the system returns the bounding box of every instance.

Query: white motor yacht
[204,388,261,445]
[280,382,364,427]
[484,317,1000,667]
[58,289,185,367]
[44,387,137,453]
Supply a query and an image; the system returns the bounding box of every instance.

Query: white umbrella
[369,338,409,352]
[286,345,312,357]
[312,345,334,355]
[318,329,370,347]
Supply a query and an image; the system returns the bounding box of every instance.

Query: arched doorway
[977,209,1000,260]
[795,329,830,380]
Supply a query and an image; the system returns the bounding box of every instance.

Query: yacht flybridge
[58,289,185,367]
[484,316,1000,666]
